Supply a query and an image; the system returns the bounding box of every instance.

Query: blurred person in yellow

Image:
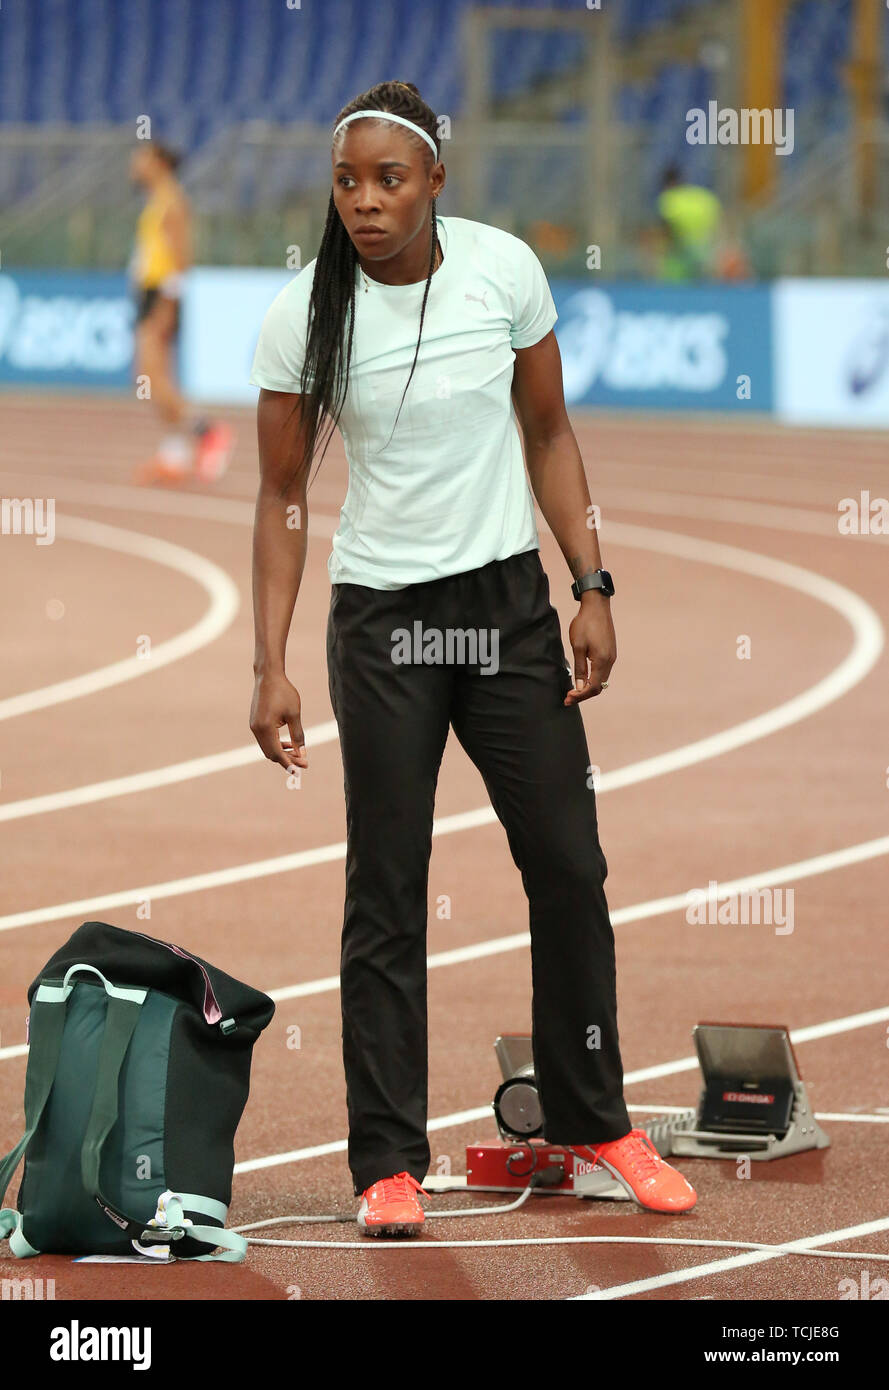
[129,142,234,485]
[656,163,723,282]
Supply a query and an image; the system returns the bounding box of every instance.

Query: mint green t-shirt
[249,215,558,589]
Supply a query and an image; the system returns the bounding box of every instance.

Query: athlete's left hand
[564,598,616,704]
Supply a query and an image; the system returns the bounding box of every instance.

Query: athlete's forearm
[252,486,308,676]
[525,431,605,586]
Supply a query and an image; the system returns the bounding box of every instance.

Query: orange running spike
[133,456,190,488]
[357,1171,429,1237]
[570,1129,697,1213]
[194,422,234,483]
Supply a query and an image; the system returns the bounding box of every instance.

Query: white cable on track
[229,1197,889,1264]
[233,1186,535,1230]
[240,1234,889,1260]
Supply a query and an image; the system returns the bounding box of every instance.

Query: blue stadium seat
[7,0,690,140]
[0,0,849,212]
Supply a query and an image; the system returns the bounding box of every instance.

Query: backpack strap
[80,986,246,1264]
[79,988,150,1242]
[1,962,244,1264]
[133,1193,247,1263]
[0,985,75,1254]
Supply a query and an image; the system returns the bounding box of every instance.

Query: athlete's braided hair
[292,81,441,488]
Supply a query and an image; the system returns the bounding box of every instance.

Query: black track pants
[326,548,631,1195]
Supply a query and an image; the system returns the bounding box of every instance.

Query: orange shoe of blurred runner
[572,1129,697,1213]
[193,422,234,483]
[133,455,190,487]
[357,1171,428,1237]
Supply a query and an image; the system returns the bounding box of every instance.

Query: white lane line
[0,522,883,906]
[586,523,883,791]
[0,1019,884,1145]
[815,1113,889,1124]
[229,1007,889,1176]
[264,834,889,1007]
[0,488,881,820]
[1,753,888,935]
[2,473,882,1277]
[628,1104,889,1124]
[0,721,340,823]
[0,515,240,722]
[234,1105,494,1174]
[597,486,889,544]
[619,1004,889,1086]
[0,473,260,528]
[791,1004,889,1045]
[0,490,884,1100]
[572,1217,889,1300]
[3,1000,886,1183]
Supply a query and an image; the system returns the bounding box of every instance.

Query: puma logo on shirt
[464,290,489,309]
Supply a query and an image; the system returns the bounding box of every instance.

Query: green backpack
[0,921,274,1262]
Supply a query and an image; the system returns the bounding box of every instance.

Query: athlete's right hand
[249,671,308,771]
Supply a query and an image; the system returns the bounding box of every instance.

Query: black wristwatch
[571,569,615,600]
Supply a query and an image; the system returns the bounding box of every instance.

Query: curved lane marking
[0,522,882,924]
[0,517,882,824]
[0,514,240,722]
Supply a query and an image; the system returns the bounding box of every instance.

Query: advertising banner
[0,269,777,419]
[773,279,889,427]
[550,282,773,412]
[0,271,133,388]
[180,267,293,405]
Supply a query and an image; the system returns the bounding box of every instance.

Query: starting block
[464,1034,694,1200]
[465,1138,631,1199]
[663,1022,830,1161]
[467,1024,829,1195]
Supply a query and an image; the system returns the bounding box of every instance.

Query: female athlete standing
[249,81,696,1235]
[129,142,233,485]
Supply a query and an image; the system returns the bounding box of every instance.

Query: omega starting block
[665,1022,830,1161]
[455,1024,829,1199]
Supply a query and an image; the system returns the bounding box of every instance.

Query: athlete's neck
[358,223,442,287]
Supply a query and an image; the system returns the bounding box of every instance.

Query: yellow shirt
[134,187,182,290]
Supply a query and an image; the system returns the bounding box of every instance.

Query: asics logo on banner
[845,307,889,396]
[0,274,133,373]
[558,288,729,400]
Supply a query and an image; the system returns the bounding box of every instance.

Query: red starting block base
[465,1140,630,1200]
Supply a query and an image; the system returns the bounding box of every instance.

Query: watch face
[599,570,615,596]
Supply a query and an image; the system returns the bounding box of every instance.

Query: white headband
[333,109,439,159]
